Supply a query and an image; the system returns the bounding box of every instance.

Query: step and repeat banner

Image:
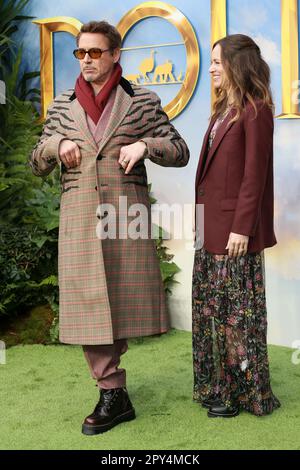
[21,0,300,347]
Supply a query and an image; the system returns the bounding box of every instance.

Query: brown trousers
[82,339,128,389]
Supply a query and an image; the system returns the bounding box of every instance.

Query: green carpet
[0,330,299,450]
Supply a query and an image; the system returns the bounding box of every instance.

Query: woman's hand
[119,141,147,175]
[225,232,249,257]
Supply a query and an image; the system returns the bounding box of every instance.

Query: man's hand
[58,140,82,168]
[119,141,146,175]
[225,232,249,258]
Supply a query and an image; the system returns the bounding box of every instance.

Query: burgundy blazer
[195,100,277,254]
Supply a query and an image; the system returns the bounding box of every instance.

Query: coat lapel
[97,84,133,155]
[199,108,236,183]
[70,98,98,152]
[195,116,217,189]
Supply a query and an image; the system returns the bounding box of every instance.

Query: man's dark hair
[76,20,122,50]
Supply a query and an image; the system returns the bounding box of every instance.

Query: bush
[0,224,58,318]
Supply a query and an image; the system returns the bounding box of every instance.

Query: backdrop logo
[117,2,200,120]
[124,53,183,86]
[33,0,300,120]
[33,1,199,120]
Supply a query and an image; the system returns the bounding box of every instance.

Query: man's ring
[122,159,128,164]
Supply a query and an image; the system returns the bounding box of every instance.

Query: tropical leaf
[0,0,33,66]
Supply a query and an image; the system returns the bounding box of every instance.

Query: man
[29,20,189,435]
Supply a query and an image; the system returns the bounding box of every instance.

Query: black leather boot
[207,403,239,418]
[82,387,136,435]
[201,397,222,409]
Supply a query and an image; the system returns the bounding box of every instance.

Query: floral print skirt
[192,247,281,416]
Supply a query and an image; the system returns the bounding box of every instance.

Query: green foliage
[0,0,60,338]
[0,304,54,347]
[0,0,34,68]
[25,177,61,233]
[0,224,57,317]
[148,184,181,294]
[0,50,42,225]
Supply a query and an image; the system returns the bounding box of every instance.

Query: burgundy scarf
[75,63,122,124]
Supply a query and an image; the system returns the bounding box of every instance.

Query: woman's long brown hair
[211,34,274,123]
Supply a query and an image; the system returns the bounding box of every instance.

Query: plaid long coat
[29,78,190,345]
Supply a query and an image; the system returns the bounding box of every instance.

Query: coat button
[95,186,97,191]
[198,188,205,196]
[97,154,103,160]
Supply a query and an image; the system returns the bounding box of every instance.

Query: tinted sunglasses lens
[89,48,102,59]
[73,49,85,59]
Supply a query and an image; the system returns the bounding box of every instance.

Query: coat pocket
[121,175,148,187]
[220,198,238,211]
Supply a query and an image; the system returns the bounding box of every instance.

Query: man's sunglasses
[73,48,111,60]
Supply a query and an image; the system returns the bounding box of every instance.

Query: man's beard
[84,76,94,82]
[83,72,105,84]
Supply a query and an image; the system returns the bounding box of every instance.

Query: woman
[192,34,281,417]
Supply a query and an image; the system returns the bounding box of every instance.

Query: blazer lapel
[199,108,235,183]
[97,84,133,155]
[195,116,217,189]
[70,98,98,152]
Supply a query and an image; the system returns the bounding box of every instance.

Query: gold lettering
[32,17,82,119]
[117,2,200,120]
[33,2,300,120]
[33,4,199,121]
[210,0,227,109]
[278,0,300,118]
